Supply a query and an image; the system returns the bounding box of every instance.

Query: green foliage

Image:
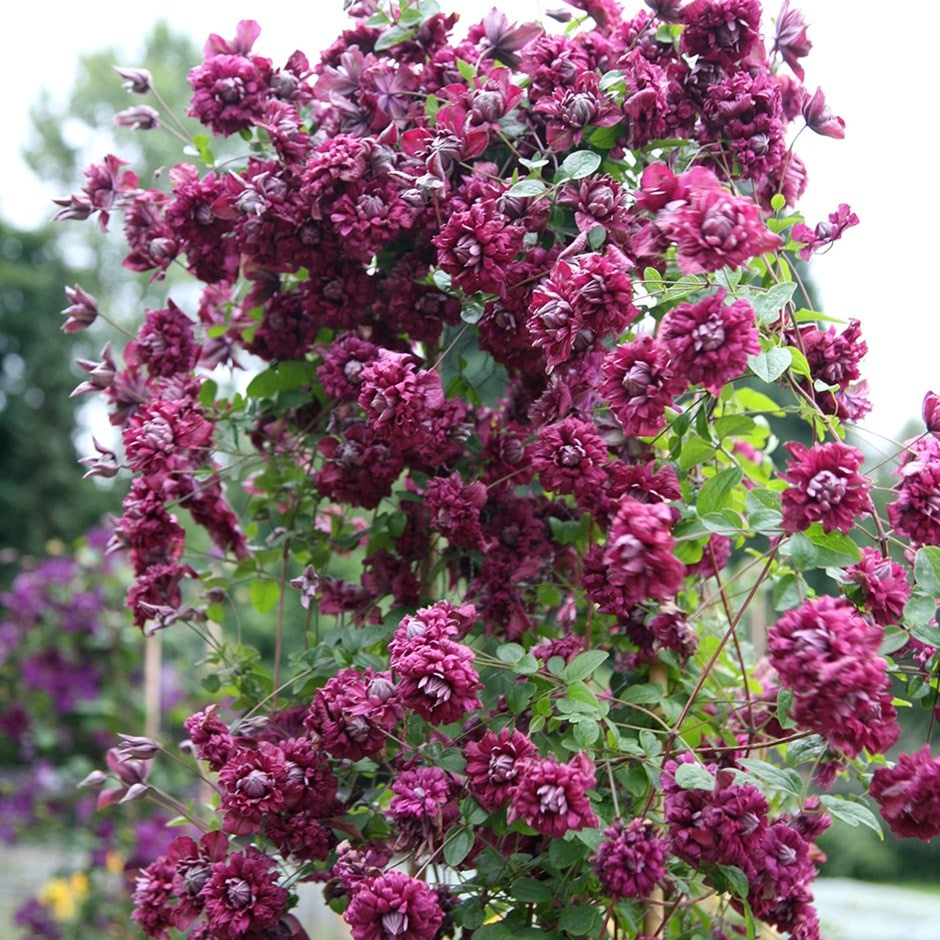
[0,221,116,569]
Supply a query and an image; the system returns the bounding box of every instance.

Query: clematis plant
[50,0,940,938]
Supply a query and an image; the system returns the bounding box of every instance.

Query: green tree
[0,22,204,576]
[0,221,116,570]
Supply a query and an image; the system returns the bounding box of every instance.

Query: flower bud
[923,391,940,438]
[77,770,108,790]
[119,782,151,804]
[115,105,161,130]
[113,66,153,94]
[71,342,117,396]
[117,733,162,759]
[61,284,99,333]
[80,439,120,479]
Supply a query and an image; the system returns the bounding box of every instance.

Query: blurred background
[1,1,938,936]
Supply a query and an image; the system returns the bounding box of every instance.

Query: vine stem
[272,541,291,704]
[662,543,779,764]
[643,657,669,938]
[707,541,756,740]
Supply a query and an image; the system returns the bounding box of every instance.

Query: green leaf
[454,900,486,930]
[432,269,452,292]
[771,573,803,612]
[198,378,218,408]
[549,516,587,546]
[505,681,534,714]
[678,436,717,470]
[461,301,484,324]
[557,905,602,937]
[910,619,939,647]
[697,467,744,516]
[190,133,215,165]
[438,749,467,774]
[387,511,408,538]
[749,282,796,325]
[549,837,588,868]
[573,718,601,747]
[736,758,802,796]
[803,525,862,566]
[701,509,744,535]
[914,546,940,595]
[716,864,750,899]
[819,795,883,838]
[622,683,664,705]
[456,59,476,81]
[562,650,608,683]
[246,369,281,399]
[587,123,622,149]
[714,415,756,440]
[587,224,607,250]
[787,347,811,379]
[560,150,602,179]
[444,828,474,867]
[249,578,280,614]
[374,23,417,51]
[507,179,548,197]
[514,653,540,676]
[674,762,715,792]
[496,643,526,664]
[510,878,554,903]
[639,729,661,758]
[747,347,792,383]
[784,527,860,569]
[879,627,909,656]
[776,687,797,729]
[734,387,785,416]
[770,193,786,211]
[903,591,935,629]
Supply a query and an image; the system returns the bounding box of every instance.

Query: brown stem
[663,543,779,765]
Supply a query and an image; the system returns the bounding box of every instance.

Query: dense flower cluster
[768,596,899,758]
[870,747,940,841]
[43,0,940,938]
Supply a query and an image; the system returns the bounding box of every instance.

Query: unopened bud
[923,391,940,438]
[113,66,153,94]
[77,770,108,790]
[61,284,99,333]
[80,438,120,479]
[117,733,161,759]
[115,105,161,131]
[72,342,117,396]
[120,782,151,804]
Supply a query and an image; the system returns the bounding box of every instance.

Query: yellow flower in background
[37,871,90,921]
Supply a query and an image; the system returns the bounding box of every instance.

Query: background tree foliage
[0,221,114,571]
[1,22,203,580]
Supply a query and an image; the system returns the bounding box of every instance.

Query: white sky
[2,0,934,446]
